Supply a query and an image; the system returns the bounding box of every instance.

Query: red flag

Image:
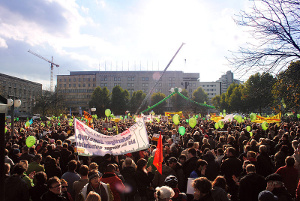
[153,133,163,174]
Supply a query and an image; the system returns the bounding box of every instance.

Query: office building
[217,71,242,94]
[199,82,222,101]
[0,73,42,116]
[57,71,200,113]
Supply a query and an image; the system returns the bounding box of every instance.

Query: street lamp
[7,97,21,137]
[91,107,96,115]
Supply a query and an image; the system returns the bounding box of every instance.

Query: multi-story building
[199,82,222,101]
[0,73,42,116]
[57,71,200,113]
[216,71,241,94]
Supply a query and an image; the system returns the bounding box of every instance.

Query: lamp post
[7,97,21,138]
[91,107,96,115]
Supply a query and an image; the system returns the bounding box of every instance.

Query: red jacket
[276,165,298,196]
[100,172,125,201]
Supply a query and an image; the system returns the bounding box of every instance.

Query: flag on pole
[153,133,163,174]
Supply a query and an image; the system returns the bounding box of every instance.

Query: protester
[85,191,101,201]
[192,177,214,201]
[41,176,67,201]
[29,171,48,201]
[61,160,81,199]
[154,186,175,201]
[80,170,114,201]
[211,176,229,201]
[73,165,89,201]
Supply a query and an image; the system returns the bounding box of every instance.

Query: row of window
[59,78,96,82]
[59,89,94,93]
[207,93,217,96]
[59,83,96,88]
[65,95,91,99]
[202,85,217,87]
[205,89,216,91]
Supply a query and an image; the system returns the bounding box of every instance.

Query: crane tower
[28,50,59,92]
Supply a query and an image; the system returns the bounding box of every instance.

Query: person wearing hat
[265,173,293,201]
[155,186,175,201]
[258,190,278,201]
[80,170,113,201]
[167,157,186,192]
[164,175,187,201]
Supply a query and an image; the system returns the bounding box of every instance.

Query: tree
[111,86,129,115]
[243,72,275,114]
[129,90,147,113]
[33,90,65,116]
[192,87,209,113]
[212,95,221,110]
[170,89,189,111]
[225,83,239,113]
[273,61,300,113]
[151,92,167,114]
[229,0,300,75]
[228,85,245,113]
[89,87,110,117]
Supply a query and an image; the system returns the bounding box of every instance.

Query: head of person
[89,162,99,171]
[60,179,69,193]
[85,191,101,201]
[226,147,236,157]
[12,163,26,176]
[79,165,89,177]
[68,160,77,172]
[216,148,224,156]
[47,176,62,195]
[168,157,178,168]
[136,158,147,171]
[106,164,116,173]
[195,159,208,172]
[179,154,186,165]
[34,171,47,186]
[104,154,111,161]
[88,170,101,189]
[124,157,133,167]
[33,154,42,163]
[265,173,283,191]
[192,177,212,200]
[246,164,256,174]
[258,190,278,201]
[212,176,227,191]
[188,148,197,158]
[285,156,295,167]
[155,186,175,201]
[164,175,178,189]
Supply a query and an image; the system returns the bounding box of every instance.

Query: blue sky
[0,0,252,90]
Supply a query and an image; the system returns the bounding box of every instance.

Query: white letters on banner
[74,118,149,156]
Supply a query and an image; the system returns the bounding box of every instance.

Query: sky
[0,0,253,90]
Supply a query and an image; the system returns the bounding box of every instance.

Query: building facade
[0,73,42,116]
[199,82,222,101]
[216,71,241,94]
[57,71,200,113]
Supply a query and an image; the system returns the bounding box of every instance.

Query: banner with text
[74,118,149,156]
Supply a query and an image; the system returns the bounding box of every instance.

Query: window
[93,78,96,81]
[87,78,90,81]
[142,83,149,87]
[78,84,81,87]
[104,77,107,81]
[64,84,66,87]
[193,83,196,87]
[78,78,81,82]
[83,84,86,87]
[127,83,134,87]
[73,78,76,82]
[93,84,95,87]
[73,84,76,87]
[128,77,134,81]
[101,83,107,87]
[88,84,90,87]
[59,84,62,87]
[64,79,66,82]
[158,83,162,87]
[69,84,71,87]
[114,77,118,81]
[59,79,62,82]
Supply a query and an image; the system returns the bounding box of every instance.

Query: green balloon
[156,118,160,123]
[25,121,30,127]
[5,127,7,133]
[250,113,256,121]
[189,118,197,128]
[26,136,36,148]
[186,119,189,123]
[218,121,224,129]
[262,122,269,130]
[105,109,111,117]
[172,114,180,125]
[69,122,73,126]
[250,132,253,137]
[246,126,251,132]
[195,115,198,118]
[215,122,219,129]
[178,126,186,136]
[236,115,242,123]
[297,114,300,119]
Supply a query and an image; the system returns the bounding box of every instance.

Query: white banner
[74,118,149,156]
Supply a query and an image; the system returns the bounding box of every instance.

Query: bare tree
[229,0,300,77]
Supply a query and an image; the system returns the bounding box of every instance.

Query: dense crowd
[4,116,300,201]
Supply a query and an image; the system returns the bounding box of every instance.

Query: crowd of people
[3,116,300,201]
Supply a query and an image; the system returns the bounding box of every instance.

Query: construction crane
[28,50,59,92]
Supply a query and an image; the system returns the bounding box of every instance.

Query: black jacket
[238,173,266,201]
[4,175,30,201]
[41,191,67,201]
